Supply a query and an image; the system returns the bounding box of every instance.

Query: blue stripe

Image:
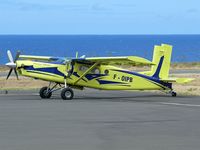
[112,69,172,89]
[152,56,164,78]
[73,72,80,78]
[96,79,128,85]
[85,74,107,80]
[24,66,65,77]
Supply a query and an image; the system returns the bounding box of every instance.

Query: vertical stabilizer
[151,44,172,79]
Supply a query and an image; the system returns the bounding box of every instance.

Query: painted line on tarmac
[158,102,200,107]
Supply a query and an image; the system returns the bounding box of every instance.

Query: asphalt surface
[0,89,200,150]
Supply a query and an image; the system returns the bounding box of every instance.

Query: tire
[61,88,74,100]
[39,87,52,99]
[171,91,177,97]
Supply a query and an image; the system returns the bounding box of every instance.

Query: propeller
[5,50,20,80]
[75,51,86,59]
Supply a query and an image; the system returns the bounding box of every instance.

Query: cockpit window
[79,65,100,74]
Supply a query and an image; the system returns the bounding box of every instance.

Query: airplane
[5,44,194,100]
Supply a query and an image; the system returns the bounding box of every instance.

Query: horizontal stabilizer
[161,78,194,83]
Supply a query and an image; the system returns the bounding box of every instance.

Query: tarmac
[0,89,200,150]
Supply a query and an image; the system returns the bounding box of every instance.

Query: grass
[171,62,200,70]
[0,76,48,90]
[118,62,200,71]
[0,66,9,72]
[170,73,200,96]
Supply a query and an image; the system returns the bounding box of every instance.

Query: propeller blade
[14,50,20,62]
[80,55,86,58]
[6,50,20,80]
[14,69,19,80]
[7,50,14,63]
[76,52,79,58]
[6,69,13,80]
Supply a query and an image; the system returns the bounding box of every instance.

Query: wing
[72,56,155,65]
[18,55,68,64]
[19,55,62,61]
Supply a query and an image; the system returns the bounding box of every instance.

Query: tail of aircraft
[150,44,172,79]
[148,44,194,84]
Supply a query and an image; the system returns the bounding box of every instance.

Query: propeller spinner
[5,50,20,80]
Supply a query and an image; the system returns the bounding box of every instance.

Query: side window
[79,65,89,72]
[104,69,109,75]
[79,65,100,74]
[92,68,100,74]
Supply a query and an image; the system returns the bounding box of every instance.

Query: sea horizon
[1,34,200,35]
[0,34,200,64]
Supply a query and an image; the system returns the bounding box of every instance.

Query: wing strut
[73,62,99,85]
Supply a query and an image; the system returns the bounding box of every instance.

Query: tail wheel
[171,91,177,97]
[61,88,74,100]
[39,87,52,99]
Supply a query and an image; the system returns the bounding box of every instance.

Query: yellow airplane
[5,44,194,100]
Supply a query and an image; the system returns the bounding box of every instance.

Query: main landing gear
[61,88,74,100]
[40,87,52,99]
[39,82,74,100]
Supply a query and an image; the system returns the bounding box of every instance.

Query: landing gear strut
[39,82,74,100]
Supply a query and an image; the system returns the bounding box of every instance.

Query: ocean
[0,35,200,64]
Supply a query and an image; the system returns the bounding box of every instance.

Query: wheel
[171,91,177,97]
[39,87,52,99]
[61,88,74,100]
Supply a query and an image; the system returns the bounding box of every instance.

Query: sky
[0,0,200,34]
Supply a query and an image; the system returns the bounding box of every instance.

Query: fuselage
[16,60,172,91]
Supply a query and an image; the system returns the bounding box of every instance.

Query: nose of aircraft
[5,50,20,80]
[6,62,16,68]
